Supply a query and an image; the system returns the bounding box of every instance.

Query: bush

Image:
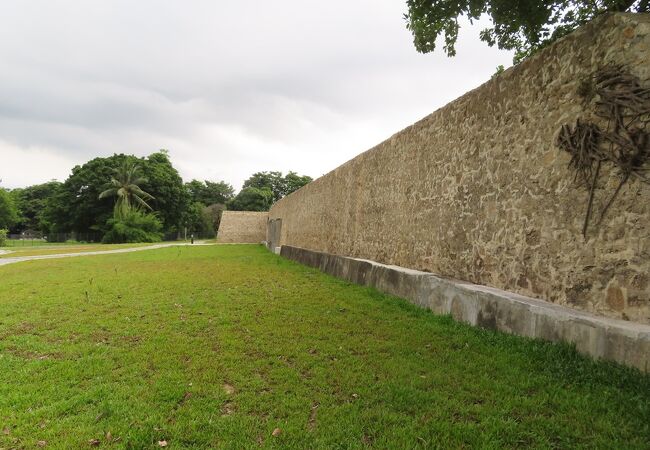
[0,229,7,247]
[102,211,163,244]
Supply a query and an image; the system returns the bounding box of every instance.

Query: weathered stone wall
[217,211,267,243]
[270,13,650,324]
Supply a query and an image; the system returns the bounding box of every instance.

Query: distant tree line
[0,151,311,240]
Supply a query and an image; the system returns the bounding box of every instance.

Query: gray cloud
[0,0,512,189]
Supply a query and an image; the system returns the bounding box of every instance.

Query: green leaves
[42,152,188,235]
[225,171,312,211]
[227,187,274,212]
[102,210,163,244]
[237,171,313,208]
[404,0,646,63]
[185,180,235,206]
[0,187,19,231]
[405,0,486,56]
[6,181,62,234]
[226,169,314,212]
[99,161,155,220]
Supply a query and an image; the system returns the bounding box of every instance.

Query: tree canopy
[226,171,312,211]
[185,179,234,206]
[227,187,274,212]
[140,151,190,232]
[0,187,19,230]
[42,152,188,235]
[43,154,131,234]
[99,161,155,219]
[241,171,312,204]
[7,181,61,233]
[405,0,649,63]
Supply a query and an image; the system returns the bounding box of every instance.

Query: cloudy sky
[0,1,512,190]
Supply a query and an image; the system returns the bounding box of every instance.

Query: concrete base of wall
[280,245,650,372]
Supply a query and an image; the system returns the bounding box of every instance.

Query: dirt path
[0,242,214,267]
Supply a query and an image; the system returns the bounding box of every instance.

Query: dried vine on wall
[556,65,650,238]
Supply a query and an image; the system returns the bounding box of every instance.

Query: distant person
[190,233,194,244]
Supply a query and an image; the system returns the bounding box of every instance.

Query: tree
[183,202,204,232]
[185,179,235,206]
[181,201,223,237]
[43,151,189,235]
[140,151,190,233]
[242,171,285,202]
[241,171,312,203]
[9,181,62,234]
[404,0,649,63]
[227,187,274,211]
[99,161,155,219]
[0,187,19,231]
[42,154,131,234]
[203,203,226,235]
[282,171,313,197]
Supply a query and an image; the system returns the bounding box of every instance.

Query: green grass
[0,243,155,259]
[1,239,88,248]
[0,245,648,449]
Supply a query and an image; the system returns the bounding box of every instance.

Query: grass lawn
[0,243,156,259]
[0,245,648,449]
[0,240,92,249]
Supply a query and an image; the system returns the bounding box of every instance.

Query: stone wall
[217,211,267,243]
[269,13,650,324]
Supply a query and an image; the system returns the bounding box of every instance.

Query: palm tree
[99,160,155,219]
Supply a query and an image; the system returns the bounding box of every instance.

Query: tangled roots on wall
[556,65,650,238]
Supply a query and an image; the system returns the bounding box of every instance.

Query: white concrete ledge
[280,245,650,372]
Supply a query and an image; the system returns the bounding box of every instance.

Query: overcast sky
[0,1,512,190]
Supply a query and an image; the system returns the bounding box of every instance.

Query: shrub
[0,229,7,247]
[102,211,163,244]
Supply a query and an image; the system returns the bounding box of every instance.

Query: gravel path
[0,242,213,267]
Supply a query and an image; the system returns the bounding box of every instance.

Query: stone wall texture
[269,13,650,324]
[217,211,267,243]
